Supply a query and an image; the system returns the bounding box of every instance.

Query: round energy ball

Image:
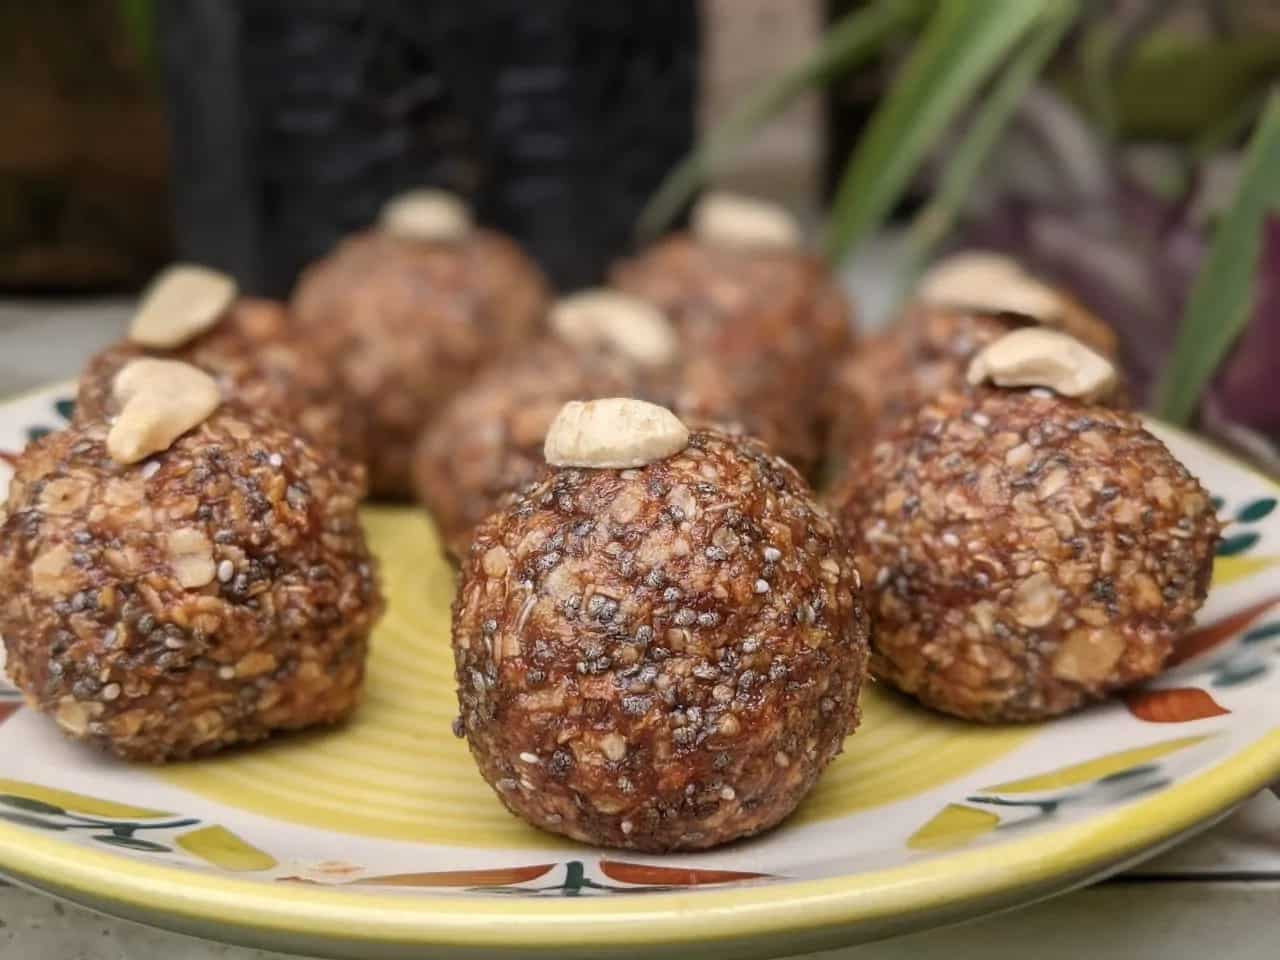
[834,388,1219,722]
[453,409,870,851]
[612,194,853,475]
[825,249,1121,473]
[413,290,682,557]
[290,195,550,498]
[77,297,357,469]
[0,404,383,761]
[826,301,1124,475]
[412,340,642,556]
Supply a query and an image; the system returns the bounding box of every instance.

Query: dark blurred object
[160,1,699,297]
[0,4,171,292]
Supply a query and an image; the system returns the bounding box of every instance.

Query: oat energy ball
[78,275,353,466]
[835,383,1219,723]
[291,189,550,497]
[826,252,1121,470]
[613,192,854,475]
[414,291,680,556]
[0,362,382,761]
[453,399,870,851]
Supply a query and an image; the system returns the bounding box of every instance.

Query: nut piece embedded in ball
[833,388,1219,722]
[966,328,1118,401]
[130,264,238,349]
[692,191,802,250]
[106,359,221,464]
[916,250,1065,322]
[453,427,870,851]
[544,398,690,469]
[379,188,473,242]
[548,290,678,369]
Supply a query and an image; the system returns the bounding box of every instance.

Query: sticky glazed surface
[834,389,1219,722]
[0,407,383,761]
[291,229,550,498]
[452,429,870,852]
[612,234,854,475]
[413,340,649,557]
[76,299,358,472]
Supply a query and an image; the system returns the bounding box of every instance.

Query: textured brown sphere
[833,389,1219,723]
[413,339,650,557]
[291,229,550,497]
[77,299,358,469]
[0,406,383,761]
[826,304,1126,477]
[452,428,870,851]
[612,234,853,475]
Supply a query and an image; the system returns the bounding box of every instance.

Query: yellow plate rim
[3,383,1279,953]
[0,729,1277,952]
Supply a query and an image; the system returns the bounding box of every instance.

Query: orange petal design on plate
[351,864,556,887]
[1169,596,1280,667]
[599,860,769,886]
[1124,688,1230,723]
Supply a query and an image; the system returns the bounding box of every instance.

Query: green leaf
[823,0,1053,263]
[0,794,65,816]
[1156,91,1280,424]
[896,0,1081,298]
[636,0,925,241]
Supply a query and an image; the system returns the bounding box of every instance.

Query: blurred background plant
[644,0,1280,468]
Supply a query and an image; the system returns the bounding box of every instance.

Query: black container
[160,1,700,297]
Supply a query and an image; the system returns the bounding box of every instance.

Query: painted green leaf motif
[26,426,51,443]
[0,812,66,830]
[1243,622,1280,644]
[0,795,65,816]
[1214,662,1268,687]
[53,397,76,422]
[1211,496,1226,511]
[1238,498,1277,523]
[94,834,170,853]
[1218,532,1261,556]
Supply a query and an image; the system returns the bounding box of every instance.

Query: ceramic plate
[0,381,1278,960]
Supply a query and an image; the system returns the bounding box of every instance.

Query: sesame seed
[217,559,235,582]
[101,683,121,701]
[941,533,960,548]
[268,453,283,468]
[163,636,185,650]
[971,412,991,427]
[140,460,161,480]
[763,546,782,563]
[519,751,541,764]
[719,786,736,801]
[217,665,235,680]
[754,579,770,594]
[775,751,791,768]
[620,820,634,835]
